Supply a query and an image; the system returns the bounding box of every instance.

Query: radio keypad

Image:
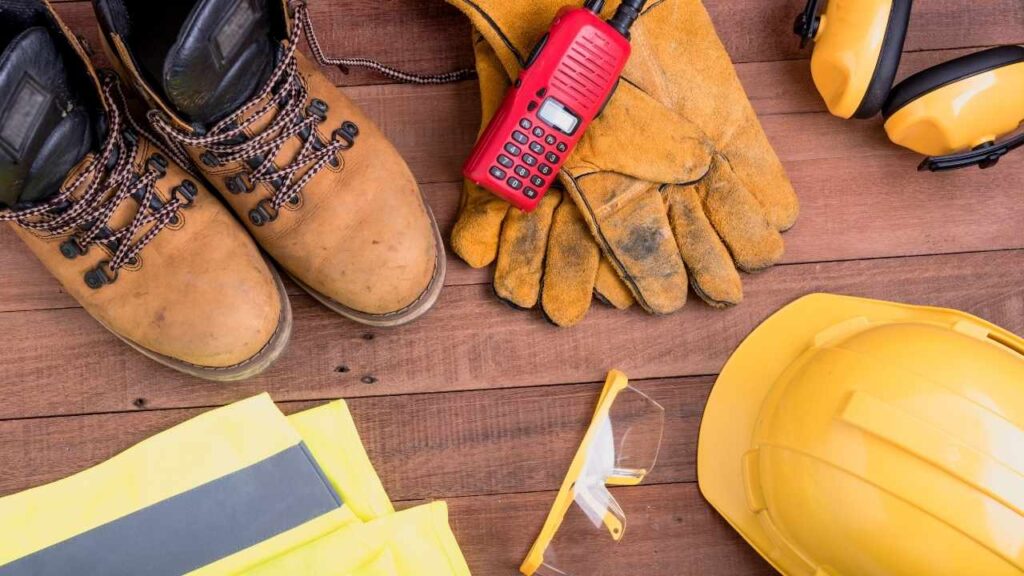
[492,115,570,202]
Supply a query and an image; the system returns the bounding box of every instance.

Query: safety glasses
[521,370,665,576]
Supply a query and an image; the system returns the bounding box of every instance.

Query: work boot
[0,3,291,381]
[93,0,447,326]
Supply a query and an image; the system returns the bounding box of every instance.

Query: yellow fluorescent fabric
[288,400,395,521]
[0,394,470,576]
[242,502,471,576]
[0,394,312,565]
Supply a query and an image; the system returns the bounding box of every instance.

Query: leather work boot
[93,0,448,326]
[0,2,291,381]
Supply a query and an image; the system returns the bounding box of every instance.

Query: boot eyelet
[172,180,198,207]
[59,238,87,259]
[246,155,266,171]
[84,261,118,290]
[307,98,329,122]
[126,256,140,267]
[147,154,168,177]
[340,121,359,138]
[287,193,301,206]
[201,152,221,167]
[226,173,253,194]
[332,121,359,150]
[249,199,279,226]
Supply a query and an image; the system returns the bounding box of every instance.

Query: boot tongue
[0,27,94,208]
[162,0,275,126]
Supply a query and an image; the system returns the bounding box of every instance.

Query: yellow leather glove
[452,34,634,327]
[448,0,799,313]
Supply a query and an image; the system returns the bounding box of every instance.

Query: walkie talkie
[463,0,646,212]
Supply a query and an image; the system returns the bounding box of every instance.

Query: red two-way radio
[463,1,644,212]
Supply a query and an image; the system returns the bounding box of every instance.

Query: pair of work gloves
[447,0,800,327]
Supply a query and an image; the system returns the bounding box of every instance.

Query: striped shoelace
[149,0,475,226]
[1,76,194,286]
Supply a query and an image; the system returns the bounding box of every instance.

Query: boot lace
[0,75,196,289]
[149,0,474,227]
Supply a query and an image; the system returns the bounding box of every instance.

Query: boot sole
[101,259,293,382]
[290,206,446,327]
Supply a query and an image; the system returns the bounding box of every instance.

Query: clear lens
[535,385,664,576]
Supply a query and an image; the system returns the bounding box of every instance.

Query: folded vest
[0,394,471,576]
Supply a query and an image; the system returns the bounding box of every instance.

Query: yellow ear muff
[805,0,911,119]
[883,46,1024,158]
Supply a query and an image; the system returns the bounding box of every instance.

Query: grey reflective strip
[0,443,342,576]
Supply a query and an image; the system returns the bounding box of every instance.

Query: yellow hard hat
[698,293,1024,576]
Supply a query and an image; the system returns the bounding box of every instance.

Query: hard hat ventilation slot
[987,332,1024,359]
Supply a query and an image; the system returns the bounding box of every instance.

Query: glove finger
[541,197,600,327]
[700,155,785,273]
[664,184,742,308]
[594,257,635,310]
[718,132,800,233]
[494,189,562,309]
[450,182,512,268]
[451,35,514,269]
[564,171,689,315]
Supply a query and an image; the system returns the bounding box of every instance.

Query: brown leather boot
[0,3,290,381]
[93,0,448,326]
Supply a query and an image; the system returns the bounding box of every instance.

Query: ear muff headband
[883,45,1024,170]
[854,0,911,119]
[797,0,912,119]
[884,45,1024,118]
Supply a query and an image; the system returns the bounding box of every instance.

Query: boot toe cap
[129,258,289,373]
[310,213,441,317]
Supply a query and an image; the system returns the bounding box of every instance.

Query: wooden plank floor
[3,1,1023,574]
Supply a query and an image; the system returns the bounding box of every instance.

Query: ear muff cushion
[883,45,1024,119]
[853,0,913,119]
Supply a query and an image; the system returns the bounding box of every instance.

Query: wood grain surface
[2,1,1022,574]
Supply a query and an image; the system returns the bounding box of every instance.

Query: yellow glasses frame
[520,370,653,576]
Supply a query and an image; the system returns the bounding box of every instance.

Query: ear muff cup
[882,45,1024,119]
[852,0,913,119]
